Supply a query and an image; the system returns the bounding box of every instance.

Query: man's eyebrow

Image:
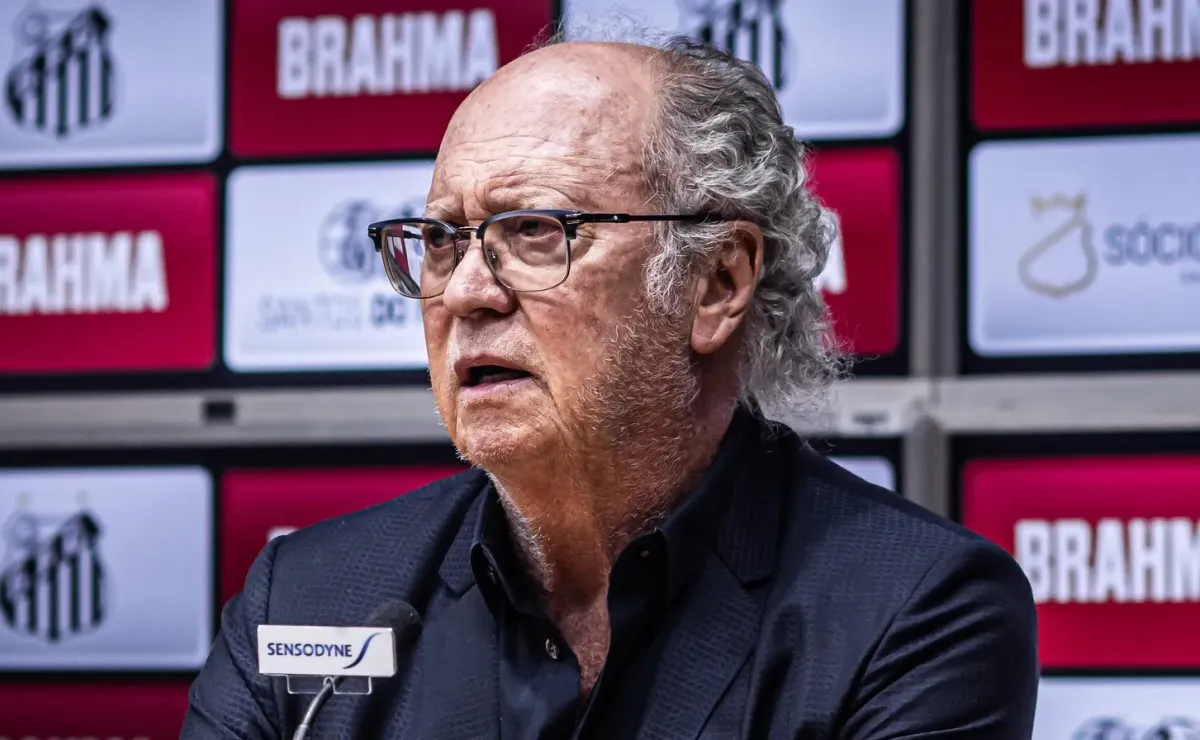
[482,188,584,214]
[423,202,458,221]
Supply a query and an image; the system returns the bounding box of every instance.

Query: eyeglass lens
[379,213,570,299]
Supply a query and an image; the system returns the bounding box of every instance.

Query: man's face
[421,45,693,469]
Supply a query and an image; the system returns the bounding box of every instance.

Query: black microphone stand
[293,676,339,740]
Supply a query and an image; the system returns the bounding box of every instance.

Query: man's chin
[450,415,547,471]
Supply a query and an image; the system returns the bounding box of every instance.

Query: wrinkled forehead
[429,45,657,216]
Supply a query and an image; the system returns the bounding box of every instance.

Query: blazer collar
[637,416,790,740]
[438,471,489,597]
[713,416,787,586]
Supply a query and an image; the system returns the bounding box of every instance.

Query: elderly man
[183,37,1038,739]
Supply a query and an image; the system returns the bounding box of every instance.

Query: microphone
[256,600,422,740]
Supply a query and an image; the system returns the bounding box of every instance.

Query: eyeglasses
[367,209,718,300]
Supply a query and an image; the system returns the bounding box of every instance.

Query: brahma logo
[0,231,168,315]
[0,173,215,374]
[1015,517,1200,604]
[973,0,1200,130]
[962,454,1200,668]
[1025,0,1200,69]
[230,0,549,156]
[276,11,498,99]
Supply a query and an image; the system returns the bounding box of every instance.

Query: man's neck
[491,402,734,693]
[494,400,736,614]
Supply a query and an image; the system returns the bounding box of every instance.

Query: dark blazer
[182,428,1039,739]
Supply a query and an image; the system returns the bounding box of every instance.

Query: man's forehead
[430,44,657,213]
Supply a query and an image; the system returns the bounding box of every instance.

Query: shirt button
[544,638,560,660]
[639,548,651,559]
[487,566,498,584]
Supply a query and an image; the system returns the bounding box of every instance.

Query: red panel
[220,466,465,602]
[0,173,216,373]
[230,0,552,157]
[0,682,190,738]
[973,0,1200,131]
[809,147,902,357]
[962,454,1200,668]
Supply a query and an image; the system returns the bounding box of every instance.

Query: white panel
[1034,677,1200,739]
[0,0,222,167]
[0,466,213,669]
[969,134,1200,357]
[561,0,905,139]
[225,161,436,372]
[829,455,895,490]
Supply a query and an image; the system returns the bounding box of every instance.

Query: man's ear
[690,221,764,356]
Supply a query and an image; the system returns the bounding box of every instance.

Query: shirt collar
[655,403,759,599]
[471,486,544,617]
[469,404,762,611]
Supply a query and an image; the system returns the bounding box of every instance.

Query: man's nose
[440,238,515,317]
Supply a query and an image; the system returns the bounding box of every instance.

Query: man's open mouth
[464,365,533,387]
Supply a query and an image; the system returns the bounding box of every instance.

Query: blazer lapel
[638,424,786,740]
[407,586,500,739]
[637,557,762,740]
[406,490,500,739]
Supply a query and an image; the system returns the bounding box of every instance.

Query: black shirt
[469,407,755,740]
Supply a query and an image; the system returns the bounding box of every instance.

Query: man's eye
[516,220,553,237]
[426,228,453,247]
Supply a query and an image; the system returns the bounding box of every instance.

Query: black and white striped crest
[4,4,116,139]
[0,509,107,643]
[678,0,790,90]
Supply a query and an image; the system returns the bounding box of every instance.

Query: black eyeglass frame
[367,209,721,299]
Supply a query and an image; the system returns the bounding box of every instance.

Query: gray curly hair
[531,18,846,413]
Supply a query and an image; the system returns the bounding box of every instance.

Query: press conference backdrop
[1,0,1199,737]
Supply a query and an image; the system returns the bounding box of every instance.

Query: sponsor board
[969,134,1200,357]
[0,172,217,374]
[829,455,896,491]
[0,467,213,670]
[809,147,902,357]
[973,0,1200,131]
[224,161,436,372]
[562,0,905,139]
[1033,677,1200,739]
[229,0,550,157]
[220,466,464,601]
[961,454,1200,667]
[0,682,189,739]
[0,0,222,168]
